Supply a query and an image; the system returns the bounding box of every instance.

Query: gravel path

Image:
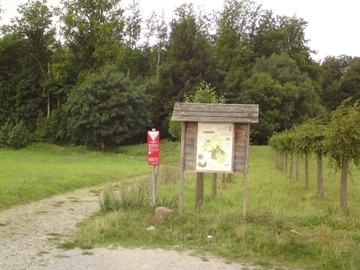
[0,182,261,270]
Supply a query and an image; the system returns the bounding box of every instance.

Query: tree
[305,112,329,197]
[338,59,360,103]
[168,81,224,140]
[0,121,14,148]
[320,55,357,111]
[7,120,30,149]
[154,4,216,135]
[239,72,287,144]
[0,0,56,128]
[122,0,142,78]
[324,99,360,210]
[239,53,320,144]
[0,33,23,127]
[214,0,262,102]
[60,0,125,77]
[65,65,150,150]
[144,10,168,79]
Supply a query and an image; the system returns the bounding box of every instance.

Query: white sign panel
[196,123,234,172]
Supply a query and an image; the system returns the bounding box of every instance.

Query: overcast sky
[1,0,359,61]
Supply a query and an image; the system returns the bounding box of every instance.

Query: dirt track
[0,183,262,270]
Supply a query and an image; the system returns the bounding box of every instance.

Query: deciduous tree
[65,65,150,149]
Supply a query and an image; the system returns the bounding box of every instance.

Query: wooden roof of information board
[172,102,259,123]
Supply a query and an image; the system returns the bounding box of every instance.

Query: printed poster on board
[196,123,234,172]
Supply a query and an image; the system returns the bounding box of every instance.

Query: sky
[1,0,359,62]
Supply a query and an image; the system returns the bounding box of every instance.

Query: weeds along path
[0,177,257,270]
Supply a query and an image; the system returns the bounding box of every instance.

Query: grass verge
[73,145,360,270]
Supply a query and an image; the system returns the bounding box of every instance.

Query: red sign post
[147,129,160,205]
[147,129,160,165]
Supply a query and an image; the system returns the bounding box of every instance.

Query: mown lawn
[0,143,149,210]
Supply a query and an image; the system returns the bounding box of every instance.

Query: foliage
[168,117,182,141]
[65,65,150,149]
[61,0,125,75]
[0,121,13,148]
[324,99,360,171]
[184,81,225,103]
[34,109,68,145]
[100,181,152,213]
[168,80,224,140]
[239,53,320,144]
[7,120,30,149]
[320,55,360,111]
[0,0,357,147]
[154,3,216,134]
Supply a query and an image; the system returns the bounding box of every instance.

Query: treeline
[269,99,360,210]
[0,0,359,149]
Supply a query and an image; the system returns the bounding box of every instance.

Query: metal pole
[152,165,158,205]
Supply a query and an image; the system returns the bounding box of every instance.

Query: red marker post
[147,129,160,204]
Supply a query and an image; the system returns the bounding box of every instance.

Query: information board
[196,123,234,172]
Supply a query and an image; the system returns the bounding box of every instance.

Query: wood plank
[242,124,251,217]
[175,111,258,118]
[235,129,247,136]
[234,152,246,159]
[234,161,246,166]
[235,146,246,152]
[185,148,195,156]
[179,122,186,212]
[185,130,196,137]
[186,122,197,130]
[235,140,246,147]
[196,172,204,207]
[235,135,247,142]
[172,103,259,123]
[185,138,195,145]
[172,115,258,123]
[185,160,195,171]
[174,102,259,113]
[235,123,247,129]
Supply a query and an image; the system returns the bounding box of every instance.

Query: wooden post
[212,173,217,196]
[289,153,293,178]
[340,157,347,210]
[305,153,309,188]
[179,122,186,212]
[295,155,299,181]
[196,172,204,206]
[227,174,233,183]
[317,153,324,197]
[221,173,226,188]
[243,172,248,216]
[242,124,250,217]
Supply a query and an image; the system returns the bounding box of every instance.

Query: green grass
[0,143,150,210]
[73,145,360,270]
[2,141,360,269]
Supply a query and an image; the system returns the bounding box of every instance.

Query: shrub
[0,121,13,148]
[7,120,30,149]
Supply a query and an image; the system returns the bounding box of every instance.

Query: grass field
[0,143,149,210]
[2,142,360,269]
